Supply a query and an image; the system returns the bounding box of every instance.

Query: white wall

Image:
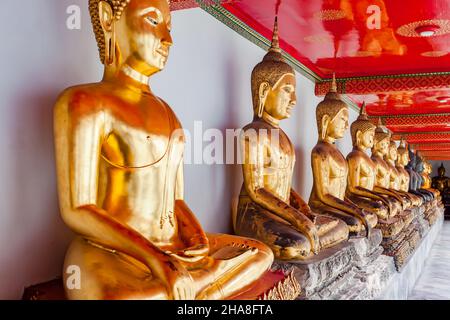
[0,1,356,299]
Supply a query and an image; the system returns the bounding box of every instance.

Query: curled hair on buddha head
[373,117,391,143]
[350,102,376,146]
[89,0,131,64]
[251,17,295,118]
[316,73,348,140]
[89,0,171,63]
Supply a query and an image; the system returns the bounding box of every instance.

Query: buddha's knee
[320,219,349,248]
[274,233,312,260]
[240,237,274,267]
[63,237,166,300]
[367,212,378,228]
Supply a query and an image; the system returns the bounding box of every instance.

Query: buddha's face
[357,128,375,149]
[387,144,398,161]
[327,108,349,139]
[398,151,409,166]
[264,74,297,120]
[112,0,172,74]
[374,137,389,156]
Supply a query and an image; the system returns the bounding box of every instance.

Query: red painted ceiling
[216,0,450,160]
[222,0,450,78]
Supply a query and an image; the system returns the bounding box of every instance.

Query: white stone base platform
[273,212,444,300]
[377,213,444,300]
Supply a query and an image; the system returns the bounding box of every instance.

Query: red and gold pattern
[200,1,450,158]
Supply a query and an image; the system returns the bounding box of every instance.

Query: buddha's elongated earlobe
[257,82,270,118]
[321,115,330,141]
[99,1,115,65]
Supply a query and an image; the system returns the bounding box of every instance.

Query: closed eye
[147,17,158,26]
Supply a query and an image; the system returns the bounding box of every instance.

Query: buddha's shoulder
[54,83,107,114]
[311,142,333,154]
[242,119,275,131]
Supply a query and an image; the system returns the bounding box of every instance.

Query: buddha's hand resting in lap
[166,234,210,263]
[167,244,209,263]
[164,258,196,300]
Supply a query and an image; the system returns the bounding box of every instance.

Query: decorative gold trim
[258,271,301,300]
[397,19,450,37]
[313,9,347,21]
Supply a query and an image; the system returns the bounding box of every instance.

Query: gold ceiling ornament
[396,19,450,37]
[313,9,347,21]
[421,50,448,57]
[425,94,450,103]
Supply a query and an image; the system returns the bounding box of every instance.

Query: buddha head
[396,138,409,167]
[89,0,172,75]
[316,75,349,142]
[386,140,398,162]
[350,102,376,149]
[438,163,446,177]
[372,118,391,156]
[251,18,296,121]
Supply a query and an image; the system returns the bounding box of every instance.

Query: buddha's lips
[156,48,169,58]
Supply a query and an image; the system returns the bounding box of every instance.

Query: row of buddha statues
[52,0,443,300]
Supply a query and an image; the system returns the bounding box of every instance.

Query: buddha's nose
[162,29,173,47]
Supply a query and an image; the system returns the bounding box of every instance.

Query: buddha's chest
[264,131,294,171]
[101,102,183,169]
[360,157,376,179]
[328,150,348,179]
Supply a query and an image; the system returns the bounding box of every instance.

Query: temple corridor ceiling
[175,1,450,159]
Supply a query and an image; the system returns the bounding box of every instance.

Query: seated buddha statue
[385,139,415,209]
[346,103,403,237]
[412,151,435,202]
[405,147,431,202]
[235,18,349,261]
[422,160,441,201]
[370,120,405,216]
[309,77,377,236]
[54,0,274,300]
[396,139,423,207]
[432,163,450,193]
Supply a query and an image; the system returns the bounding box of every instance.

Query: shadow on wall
[6,90,74,299]
[0,0,100,299]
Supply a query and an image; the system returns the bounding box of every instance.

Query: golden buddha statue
[235,19,349,261]
[396,140,422,207]
[370,120,406,216]
[422,160,441,200]
[346,103,403,237]
[309,78,377,236]
[54,0,274,300]
[385,139,415,209]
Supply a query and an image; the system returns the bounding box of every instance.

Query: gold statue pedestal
[22,269,301,301]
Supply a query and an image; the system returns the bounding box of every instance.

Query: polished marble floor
[409,221,450,300]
